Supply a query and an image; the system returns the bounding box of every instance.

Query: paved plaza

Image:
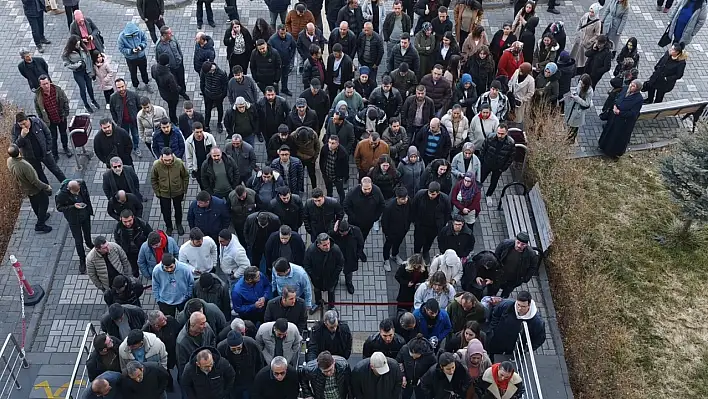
[0,0,705,396]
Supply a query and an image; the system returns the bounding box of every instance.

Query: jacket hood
[516,299,538,320]
[200,36,215,50]
[294,126,317,143]
[557,57,576,69]
[674,50,689,62]
[336,100,349,113]
[123,22,140,35]
[442,249,461,268]
[187,345,222,364]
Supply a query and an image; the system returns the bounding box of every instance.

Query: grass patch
[526,119,708,399]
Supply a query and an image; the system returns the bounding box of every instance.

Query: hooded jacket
[430,248,464,284]
[419,158,453,194]
[466,49,496,94]
[519,16,539,64]
[369,86,403,119]
[137,231,179,278]
[381,195,412,238]
[118,331,168,370]
[231,271,273,315]
[420,360,473,399]
[648,49,687,92]
[181,346,236,399]
[151,63,181,101]
[103,277,144,307]
[420,74,452,111]
[396,339,436,385]
[251,44,283,84]
[329,224,366,274]
[193,273,232,316]
[487,298,545,354]
[193,35,216,73]
[118,22,148,60]
[585,41,613,80]
[247,170,286,210]
[533,68,560,104]
[440,111,470,149]
[478,366,525,399]
[413,305,453,341]
[137,104,169,142]
[257,95,290,137]
[498,47,524,79]
[398,147,426,196]
[556,55,577,97]
[412,188,451,230]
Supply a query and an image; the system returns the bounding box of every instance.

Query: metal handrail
[512,321,544,399]
[0,333,29,399]
[64,323,98,399]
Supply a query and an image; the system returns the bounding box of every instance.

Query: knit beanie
[545,62,558,75]
[359,66,370,76]
[461,74,473,85]
[158,53,170,66]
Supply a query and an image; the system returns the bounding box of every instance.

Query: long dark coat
[598,87,643,157]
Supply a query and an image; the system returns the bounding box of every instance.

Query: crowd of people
[7,0,707,397]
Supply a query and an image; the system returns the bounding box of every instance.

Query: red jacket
[497,50,524,79]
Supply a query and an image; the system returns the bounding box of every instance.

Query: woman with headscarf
[451,142,480,186]
[461,25,489,64]
[601,0,629,48]
[533,62,560,106]
[518,16,539,68]
[457,338,492,380]
[398,146,426,197]
[467,46,496,94]
[511,0,536,38]
[668,0,707,45]
[542,20,566,58]
[598,79,644,158]
[563,74,593,142]
[570,3,602,75]
[224,19,254,73]
[69,10,104,58]
[508,62,535,123]
[613,37,638,77]
[454,0,483,45]
[62,34,99,112]
[489,22,517,66]
[434,31,461,71]
[556,51,576,103]
[584,34,613,89]
[415,22,438,79]
[453,74,479,121]
[644,42,688,104]
[450,171,481,229]
[497,41,524,79]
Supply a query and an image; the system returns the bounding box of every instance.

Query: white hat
[370,352,389,375]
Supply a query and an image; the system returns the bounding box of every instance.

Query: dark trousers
[302,158,317,188]
[196,0,214,25]
[228,52,251,75]
[158,301,186,317]
[233,221,246,247]
[165,97,179,124]
[64,5,79,28]
[402,385,425,399]
[121,121,141,151]
[28,192,50,229]
[249,245,266,273]
[127,253,140,277]
[256,81,279,94]
[28,155,66,184]
[383,235,405,261]
[204,96,225,128]
[69,218,93,260]
[126,56,150,88]
[103,88,114,104]
[27,14,45,46]
[646,87,668,104]
[657,0,674,8]
[73,70,96,107]
[193,170,205,190]
[311,9,323,30]
[356,222,374,242]
[314,286,336,307]
[327,83,342,104]
[480,166,503,197]
[547,0,558,9]
[49,119,69,156]
[323,177,346,199]
[413,226,437,255]
[281,64,292,91]
[158,195,184,229]
[172,64,188,96]
[269,10,287,28]
[145,17,165,43]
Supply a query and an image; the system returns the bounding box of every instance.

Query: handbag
[658,23,672,47]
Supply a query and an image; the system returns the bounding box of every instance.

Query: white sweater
[178,236,218,274]
[220,234,250,279]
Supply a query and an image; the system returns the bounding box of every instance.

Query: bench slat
[502,195,537,248]
[502,196,517,241]
[518,196,538,249]
[529,184,553,252]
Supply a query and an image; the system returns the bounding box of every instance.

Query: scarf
[459,173,477,202]
[492,363,511,394]
[155,230,168,263]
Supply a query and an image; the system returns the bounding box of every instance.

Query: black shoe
[309,304,319,315]
[63,147,74,158]
[37,44,44,53]
[282,88,293,96]
[643,98,653,104]
[346,281,355,294]
[547,7,560,13]
[91,100,100,109]
[84,104,94,113]
[197,24,202,29]
[79,258,86,274]
[182,93,191,100]
[166,227,174,236]
[35,225,52,234]
[177,225,185,235]
[208,21,216,28]
[217,123,223,133]
[40,38,51,44]
[45,213,51,220]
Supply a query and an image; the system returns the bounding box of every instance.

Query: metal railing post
[0,335,21,391]
[65,323,96,399]
[522,321,544,399]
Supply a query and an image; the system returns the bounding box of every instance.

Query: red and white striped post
[9,255,44,306]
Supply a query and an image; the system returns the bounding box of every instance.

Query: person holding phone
[55,179,95,273]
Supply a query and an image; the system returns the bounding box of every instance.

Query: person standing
[86,237,132,291]
[217,331,266,399]
[103,274,144,307]
[232,266,273,323]
[118,22,153,92]
[329,220,365,294]
[257,88,290,143]
[303,188,345,242]
[34,76,73,161]
[351,352,402,399]
[155,26,190,101]
[179,101,207,137]
[569,3,602,75]
[110,79,143,158]
[644,42,687,104]
[11,112,66,184]
[114,209,152,277]
[343,177,385,242]
[187,191,231,247]
[270,145,305,197]
[62,35,100,113]
[490,232,538,298]
[200,61,229,134]
[667,0,707,45]
[564,74,593,142]
[137,0,165,43]
[598,79,644,158]
[121,360,170,398]
[244,211,282,272]
[325,44,355,101]
[195,0,216,29]
[142,311,181,391]
[479,124,515,207]
[337,0,365,37]
[181,348,235,399]
[18,49,50,92]
[102,157,142,201]
[22,0,51,53]
[383,1,412,54]
[381,187,411,270]
[299,351,352,399]
[411,182,451,263]
[184,124,215,191]
[107,190,143,221]
[152,253,193,317]
[69,11,104,56]
[304,233,345,311]
[200,148,240,199]
[251,40,284,94]
[94,118,134,167]
[225,22,255,75]
[6,144,54,233]
[56,180,95,273]
[318,135,349,199]
[356,22,384,80]
[152,118,185,159]
[269,25,297,96]
[151,148,189,235]
[225,135,259,185]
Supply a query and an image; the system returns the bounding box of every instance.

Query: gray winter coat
[62,49,95,77]
[669,0,707,45]
[255,321,303,366]
[563,83,593,128]
[398,155,425,197]
[155,38,184,70]
[600,0,629,41]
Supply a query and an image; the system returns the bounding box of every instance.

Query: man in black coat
[244,212,282,272]
[181,347,236,399]
[437,215,475,259]
[412,182,451,263]
[351,352,402,399]
[419,353,472,399]
[392,311,420,342]
[122,360,170,398]
[257,88,290,143]
[178,101,208,137]
[413,117,451,165]
[200,61,229,133]
[491,232,539,298]
[55,179,94,273]
[102,158,143,201]
[18,50,49,92]
[381,187,411,270]
[86,333,122,381]
[303,188,344,242]
[299,79,330,132]
[336,0,365,36]
[95,119,134,167]
[355,22,384,78]
[143,310,181,390]
[328,22,358,57]
[325,44,354,101]
[362,318,406,359]
[265,225,306,268]
[100,303,147,341]
[104,274,144,307]
[369,76,404,118]
[318,135,349,200]
[12,112,67,184]
[307,309,353,360]
[264,286,308,331]
[107,191,143,221]
[114,209,152,277]
[328,220,365,294]
[217,330,266,397]
[201,147,240,199]
[251,40,283,94]
[287,99,319,131]
[480,124,515,207]
[252,357,299,399]
[343,177,385,242]
[303,234,345,311]
[269,186,304,231]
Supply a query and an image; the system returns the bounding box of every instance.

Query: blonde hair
[405,253,427,272]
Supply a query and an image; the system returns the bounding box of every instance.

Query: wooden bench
[638,99,708,133]
[528,183,553,254]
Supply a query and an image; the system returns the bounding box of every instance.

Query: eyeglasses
[112,165,122,169]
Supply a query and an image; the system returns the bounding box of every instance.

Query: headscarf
[545,62,558,74]
[465,338,486,371]
[589,2,602,14]
[459,172,477,202]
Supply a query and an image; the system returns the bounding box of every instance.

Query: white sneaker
[105,104,110,110]
[486,196,494,208]
[394,255,405,265]
[382,260,391,272]
[134,149,143,158]
[374,220,380,231]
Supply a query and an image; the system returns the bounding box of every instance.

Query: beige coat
[508,69,536,123]
[481,367,524,399]
[441,111,470,149]
[569,12,602,68]
[460,31,489,63]
[86,243,132,291]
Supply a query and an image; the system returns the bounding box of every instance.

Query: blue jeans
[269,10,287,28]
[73,71,96,107]
[26,14,45,46]
[120,121,141,150]
[243,133,255,147]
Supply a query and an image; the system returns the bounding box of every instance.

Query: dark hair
[235,185,247,196]
[332,43,343,52]
[579,74,592,96]
[244,266,260,281]
[120,209,134,219]
[438,6,448,13]
[401,32,410,40]
[317,351,334,369]
[438,352,456,367]
[379,318,394,332]
[183,101,194,110]
[140,96,151,106]
[93,235,107,247]
[472,25,485,37]
[273,257,291,272]
[408,334,429,354]
[328,134,340,142]
[159,117,171,126]
[38,74,50,82]
[343,81,354,89]
[219,229,232,240]
[196,190,211,202]
[517,290,532,304]
[189,227,204,241]
[447,54,461,82]
[63,35,83,57]
[15,112,28,123]
[309,44,321,55]
[184,298,204,315]
[428,181,441,192]
[161,147,173,156]
[193,121,203,130]
[161,253,175,266]
[256,38,266,46]
[274,318,289,332]
[500,361,515,372]
[389,117,400,125]
[147,231,161,246]
[99,117,112,125]
[311,187,324,198]
[265,86,276,93]
[232,65,243,75]
[464,320,482,338]
[452,214,465,223]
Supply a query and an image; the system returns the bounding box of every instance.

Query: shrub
[0,101,24,260]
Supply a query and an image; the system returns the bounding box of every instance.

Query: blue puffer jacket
[268,33,297,65]
[118,22,148,60]
[413,307,452,342]
[187,195,231,237]
[193,35,216,73]
[152,127,185,158]
[265,0,290,12]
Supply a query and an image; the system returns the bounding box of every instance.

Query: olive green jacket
[151,158,189,198]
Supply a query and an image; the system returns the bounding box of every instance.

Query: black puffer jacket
[420,360,473,399]
[354,31,385,66]
[181,346,236,399]
[648,50,687,92]
[420,74,451,110]
[269,193,304,230]
[114,217,152,256]
[381,196,411,238]
[369,164,402,200]
[257,96,290,137]
[250,45,282,84]
[55,180,94,225]
[396,338,436,386]
[556,57,576,97]
[480,134,515,171]
[303,243,345,290]
[328,29,357,56]
[287,107,319,132]
[585,44,613,82]
[412,188,451,230]
[200,65,229,100]
[362,331,406,359]
[151,63,181,101]
[369,86,403,119]
[303,197,344,237]
[419,158,453,195]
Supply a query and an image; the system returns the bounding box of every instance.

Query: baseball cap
[370,352,389,374]
[295,98,308,107]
